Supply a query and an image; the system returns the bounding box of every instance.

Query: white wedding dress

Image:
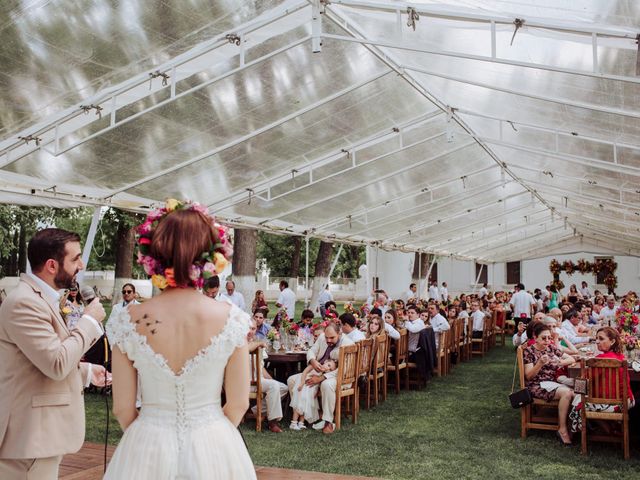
[104,304,256,480]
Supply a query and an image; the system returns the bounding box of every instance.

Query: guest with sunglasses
[107,284,140,326]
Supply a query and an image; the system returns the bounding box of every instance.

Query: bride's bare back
[129,288,232,375]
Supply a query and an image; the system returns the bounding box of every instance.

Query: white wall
[363,248,639,299]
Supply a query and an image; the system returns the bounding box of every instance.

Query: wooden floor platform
[60,442,379,479]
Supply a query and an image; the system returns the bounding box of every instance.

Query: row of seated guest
[522,321,635,445]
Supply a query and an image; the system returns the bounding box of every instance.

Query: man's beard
[54,267,78,289]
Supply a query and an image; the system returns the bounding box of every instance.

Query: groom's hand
[90,364,112,386]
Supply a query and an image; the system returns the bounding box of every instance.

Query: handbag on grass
[509,354,533,408]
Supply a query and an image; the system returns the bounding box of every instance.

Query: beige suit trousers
[287,373,337,424]
[0,455,62,480]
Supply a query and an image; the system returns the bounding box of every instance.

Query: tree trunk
[309,241,333,310]
[232,228,257,311]
[412,252,430,299]
[18,223,27,274]
[8,229,19,276]
[111,221,136,305]
[288,236,301,290]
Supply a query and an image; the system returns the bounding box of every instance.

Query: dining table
[265,350,308,382]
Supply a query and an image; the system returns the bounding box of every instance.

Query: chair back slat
[516,345,526,389]
[249,347,262,386]
[583,358,627,405]
[375,334,388,371]
[357,338,374,378]
[338,344,360,386]
[438,331,448,355]
[395,329,408,365]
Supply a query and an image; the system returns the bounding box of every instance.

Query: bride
[105,200,256,479]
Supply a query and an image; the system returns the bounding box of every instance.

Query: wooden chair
[471,316,489,357]
[356,338,374,411]
[433,330,448,377]
[461,317,472,362]
[516,346,559,438]
[387,329,409,394]
[580,358,631,459]
[446,322,458,373]
[247,346,264,431]
[368,333,388,407]
[335,343,360,430]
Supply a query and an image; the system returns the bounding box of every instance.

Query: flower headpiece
[136,199,232,290]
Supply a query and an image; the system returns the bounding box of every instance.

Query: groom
[0,228,106,479]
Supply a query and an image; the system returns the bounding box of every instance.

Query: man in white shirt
[427,304,450,349]
[108,283,141,324]
[561,309,591,345]
[599,296,618,324]
[404,283,418,303]
[428,281,439,301]
[470,300,485,338]
[317,285,332,318]
[405,305,426,354]
[220,280,246,311]
[203,275,220,300]
[275,280,296,319]
[439,282,449,304]
[509,283,535,323]
[340,313,365,342]
[479,283,488,299]
[579,281,592,299]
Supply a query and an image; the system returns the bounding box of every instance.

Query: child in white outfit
[289,359,337,430]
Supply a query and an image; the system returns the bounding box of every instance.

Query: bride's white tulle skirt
[104,408,256,480]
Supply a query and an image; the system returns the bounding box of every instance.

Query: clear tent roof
[1,0,639,262]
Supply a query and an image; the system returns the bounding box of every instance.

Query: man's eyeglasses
[122,290,134,294]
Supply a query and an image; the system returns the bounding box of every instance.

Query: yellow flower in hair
[165,198,180,212]
[213,252,228,273]
[151,274,168,290]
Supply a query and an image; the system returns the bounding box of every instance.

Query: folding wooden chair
[335,343,359,430]
[516,346,559,438]
[356,338,374,411]
[387,329,409,394]
[368,333,388,407]
[434,330,448,377]
[247,346,264,431]
[580,358,631,459]
[494,310,507,346]
[471,316,489,358]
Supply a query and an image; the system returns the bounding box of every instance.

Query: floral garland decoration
[136,199,232,290]
[548,258,617,290]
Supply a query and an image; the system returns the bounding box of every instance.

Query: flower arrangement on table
[136,198,232,290]
[266,328,280,343]
[620,332,640,353]
[616,307,639,336]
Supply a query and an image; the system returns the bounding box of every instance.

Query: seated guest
[405,305,426,357]
[324,301,338,319]
[298,309,315,344]
[446,306,458,323]
[203,275,220,299]
[366,314,384,339]
[561,309,591,345]
[286,322,354,434]
[289,359,338,430]
[341,312,365,342]
[428,303,450,349]
[253,309,270,340]
[247,319,288,433]
[592,327,635,408]
[382,310,401,340]
[251,289,268,316]
[470,300,486,339]
[512,316,545,347]
[523,322,576,445]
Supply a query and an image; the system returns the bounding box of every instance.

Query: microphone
[80,285,97,304]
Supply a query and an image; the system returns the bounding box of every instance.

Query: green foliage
[256,232,364,279]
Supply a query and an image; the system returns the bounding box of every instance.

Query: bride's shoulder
[105,304,138,349]
[222,304,251,348]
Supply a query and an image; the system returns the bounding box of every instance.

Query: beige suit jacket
[0,274,102,459]
[306,333,355,380]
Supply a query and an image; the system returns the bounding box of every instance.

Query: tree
[105,209,142,304]
[309,240,334,310]
[288,236,301,288]
[232,228,258,308]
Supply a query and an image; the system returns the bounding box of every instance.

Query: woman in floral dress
[523,322,577,444]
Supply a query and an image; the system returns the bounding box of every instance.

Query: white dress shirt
[561,320,590,345]
[509,290,535,318]
[471,310,485,332]
[346,328,366,342]
[277,287,296,319]
[384,322,400,340]
[428,286,439,300]
[439,287,448,302]
[430,313,450,333]
[220,290,246,311]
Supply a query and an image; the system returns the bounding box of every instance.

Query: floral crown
[136,199,232,290]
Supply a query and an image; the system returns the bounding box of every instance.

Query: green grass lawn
[84,343,640,479]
